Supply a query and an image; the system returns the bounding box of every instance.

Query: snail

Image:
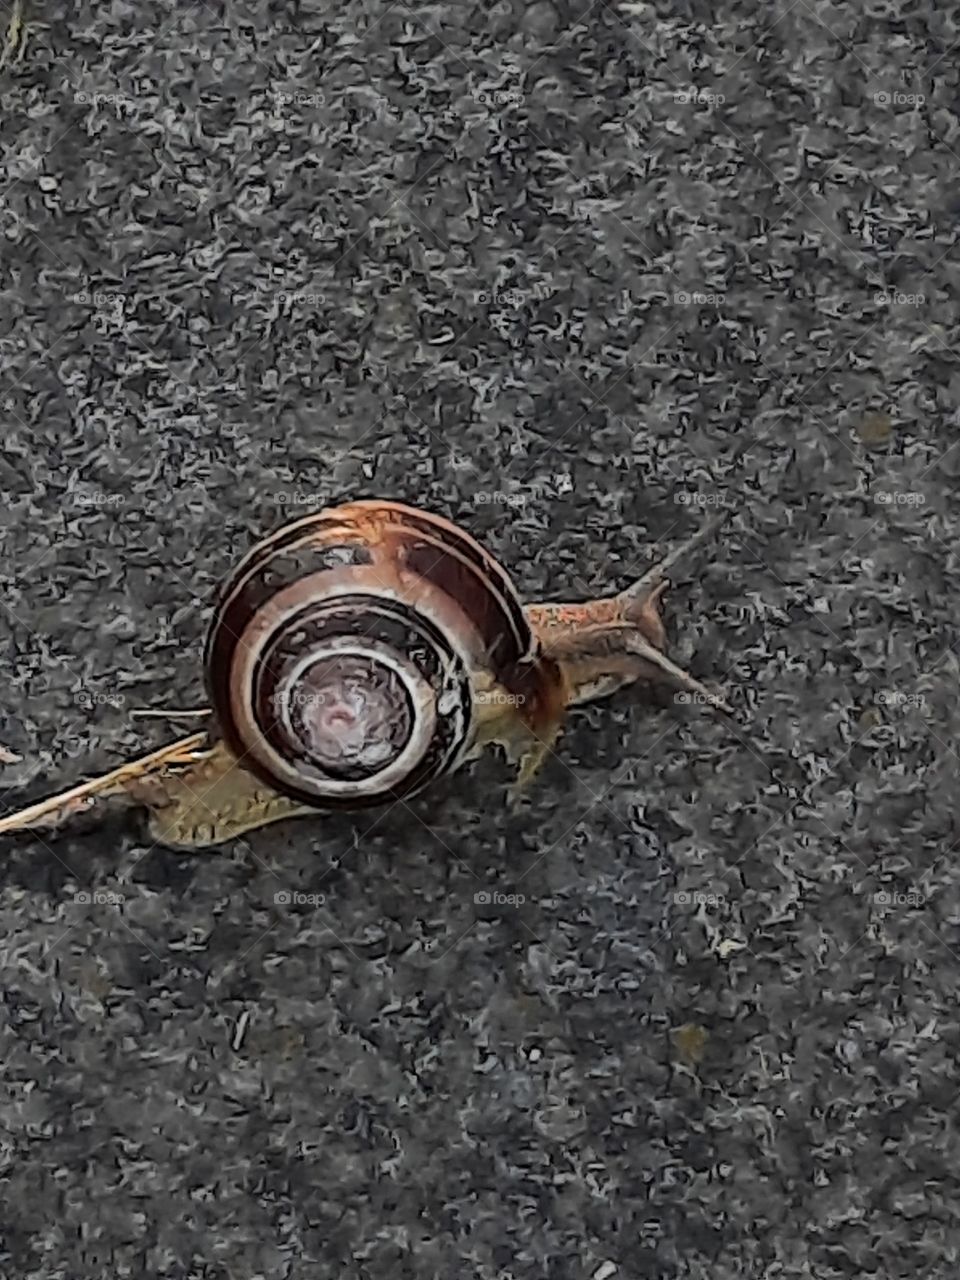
[0,498,733,850]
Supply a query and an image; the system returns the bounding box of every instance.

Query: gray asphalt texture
[0,1,957,1277]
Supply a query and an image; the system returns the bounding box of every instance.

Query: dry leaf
[856,410,893,449]
[672,1022,709,1064]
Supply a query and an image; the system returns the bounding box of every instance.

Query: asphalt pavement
[0,1,958,1277]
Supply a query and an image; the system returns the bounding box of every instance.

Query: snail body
[0,498,732,850]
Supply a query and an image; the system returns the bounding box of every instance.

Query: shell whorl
[204,500,564,810]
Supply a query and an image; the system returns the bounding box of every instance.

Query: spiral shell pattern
[204,500,561,809]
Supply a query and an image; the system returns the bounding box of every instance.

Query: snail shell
[205,499,566,810]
